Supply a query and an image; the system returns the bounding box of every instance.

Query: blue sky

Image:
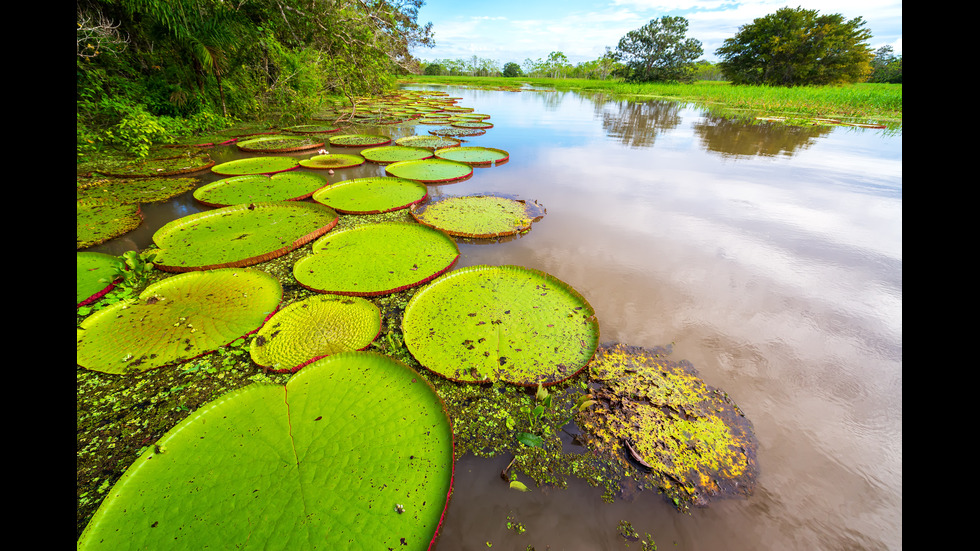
[411,0,902,65]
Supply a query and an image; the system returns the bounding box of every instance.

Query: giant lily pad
[77,251,123,306]
[329,134,392,147]
[576,343,759,509]
[193,172,330,207]
[298,153,365,170]
[249,295,382,372]
[395,135,462,150]
[98,154,215,177]
[433,146,509,166]
[360,145,434,164]
[312,177,428,214]
[236,134,324,153]
[409,195,545,238]
[429,127,486,138]
[77,200,142,249]
[77,176,200,204]
[211,156,300,176]
[294,222,459,296]
[77,351,455,550]
[385,159,473,183]
[152,202,339,272]
[401,265,600,385]
[76,268,282,374]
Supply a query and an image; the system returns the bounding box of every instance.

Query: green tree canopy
[614,16,703,83]
[502,62,523,77]
[869,45,902,83]
[715,6,873,86]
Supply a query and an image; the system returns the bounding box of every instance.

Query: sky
[410,0,902,65]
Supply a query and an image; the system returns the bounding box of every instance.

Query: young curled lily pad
[192,172,330,207]
[433,146,509,166]
[401,264,600,386]
[385,159,473,183]
[249,295,382,372]
[211,156,300,176]
[312,176,428,214]
[76,351,454,550]
[329,133,392,147]
[409,195,545,238]
[152,202,339,272]
[294,222,459,296]
[576,343,759,509]
[75,268,282,374]
[298,153,365,170]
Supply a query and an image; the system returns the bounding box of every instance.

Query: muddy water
[91,85,902,550]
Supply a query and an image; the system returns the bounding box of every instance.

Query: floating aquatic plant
[329,134,393,147]
[576,343,759,509]
[298,153,365,170]
[76,352,454,550]
[409,195,545,238]
[77,200,143,249]
[76,176,200,204]
[193,172,330,207]
[360,145,434,164]
[433,146,509,166]
[211,156,300,176]
[77,251,124,306]
[395,135,462,150]
[98,154,215,177]
[151,201,339,272]
[283,123,342,134]
[294,222,459,296]
[385,158,473,183]
[76,268,282,374]
[429,127,486,138]
[401,264,600,386]
[312,176,428,214]
[249,294,382,372]
[236,134,324,153]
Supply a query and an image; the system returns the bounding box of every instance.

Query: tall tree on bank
[614,16,703,83]
[715,6,873,86]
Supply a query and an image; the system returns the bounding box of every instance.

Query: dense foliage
[715,6,873,86]
[614,16,703,83]
[76,0,434,158]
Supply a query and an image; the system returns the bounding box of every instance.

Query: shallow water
[90,85,902,550]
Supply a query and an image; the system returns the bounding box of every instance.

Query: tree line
[423,7,901,86]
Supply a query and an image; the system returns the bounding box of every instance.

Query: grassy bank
[399,75,902,127]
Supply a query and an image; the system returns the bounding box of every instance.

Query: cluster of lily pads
[76,89,758,549]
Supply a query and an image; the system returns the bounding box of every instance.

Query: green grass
[398,75,902,128]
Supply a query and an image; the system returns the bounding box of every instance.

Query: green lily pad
[152,202,339,272]
[329,134,392,147]
[451,120,494,129]
[429,127,486,138]
[385,159,473,183]
[193,172,330,207]
[298,153,365,170]
[576,343,759,509]
[401,264,600,385]
[211,156,300,176]
[77,200,143,249]
[98,154,215,177]
[236,134,324,153]
[360,145,434,164]
[76,268,282,374]
[284,123,342,134]
[249,295,382,372]
[76,351,454,550]
[294,222,459,296]
[76,176,200,204]
[395,135,462,150]
[312,177,428,214]
[433,146,509,166]
[77,252,123,306]
[409,195,545,238]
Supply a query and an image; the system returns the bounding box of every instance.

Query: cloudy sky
[411,0,902,65]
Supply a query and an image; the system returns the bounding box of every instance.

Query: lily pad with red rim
[360,145,434,164]
[395,135,462,150]
[401,264,600,385]
[193,172,330,207]
[236,134,324,153]
[77,251,123,306]
[329,134,393,147]
[385,159,473,183]
[294,222,459,296]
[429,127,486,138]
[249,294,382,372]
[77,200,143,249]
[76,351,454,550]
[75,268,282,374]
[298,153,365,170]
[151,202,339,272]
[312,176,428,214]
[211,156,300,176]
[409,195,545,238]
[433,146,509,166]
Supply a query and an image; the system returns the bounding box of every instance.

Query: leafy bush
[106,106,171,158]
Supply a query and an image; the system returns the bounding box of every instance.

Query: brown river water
[90,85,902,550]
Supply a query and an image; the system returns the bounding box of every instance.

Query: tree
[545,51,570,78]
[502,62,524,77]
[715,6,873,86]
[614,16,703,83]
[868,46,902,83]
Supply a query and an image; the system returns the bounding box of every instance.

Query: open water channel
[90,84,902,550]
